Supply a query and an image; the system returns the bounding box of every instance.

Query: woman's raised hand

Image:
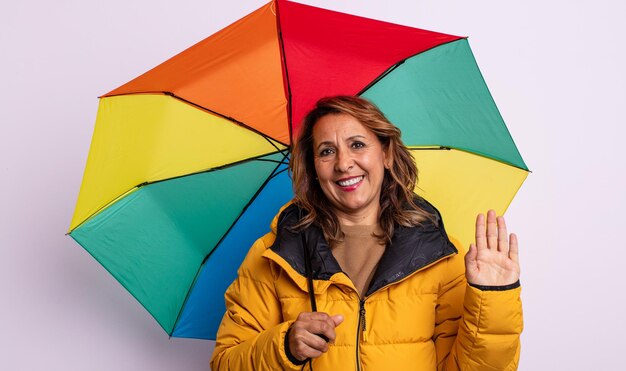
[288,312,344,361]
[465,210,520,286]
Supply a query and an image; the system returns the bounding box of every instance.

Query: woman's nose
[335,150,354,172]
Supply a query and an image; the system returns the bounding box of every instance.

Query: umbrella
[68,0,528,341]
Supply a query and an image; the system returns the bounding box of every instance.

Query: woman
[210,96,522,370]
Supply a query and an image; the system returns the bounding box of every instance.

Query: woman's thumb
[331,314,344,326]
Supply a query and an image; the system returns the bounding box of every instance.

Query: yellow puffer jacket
[211,202,522,370]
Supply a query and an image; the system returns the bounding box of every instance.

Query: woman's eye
[352,141,365,149]
[319,148,334,156]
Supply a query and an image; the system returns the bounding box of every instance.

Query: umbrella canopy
[69,0,528,341]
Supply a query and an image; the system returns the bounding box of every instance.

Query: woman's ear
[383,145,393,169]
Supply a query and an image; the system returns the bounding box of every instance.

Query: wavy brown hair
[289,95,433,245]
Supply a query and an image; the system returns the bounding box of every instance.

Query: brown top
[331,224,386,297]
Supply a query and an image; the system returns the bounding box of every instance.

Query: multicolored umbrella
[69,0,528,340]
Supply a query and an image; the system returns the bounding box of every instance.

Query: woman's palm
[465,210,520,286]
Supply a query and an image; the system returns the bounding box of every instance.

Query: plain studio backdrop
[1,0,623,370]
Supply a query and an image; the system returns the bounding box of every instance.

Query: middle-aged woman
[211,96,523,370]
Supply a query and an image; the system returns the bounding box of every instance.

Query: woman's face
[312,113,389,223]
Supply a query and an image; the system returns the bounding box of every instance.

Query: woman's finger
[289,324,329,360]
[299,345,323,360]
[298,312,333,324]
[465,243,477,264]
[486,210,498,250]
[294,312,339,343]
[290,332,325,360]
[305,318,337,343]
[475,213,487,250]
[301,330,329,353]
[464,243,479,281]
[509,233,520,264]
[497,216,509,253]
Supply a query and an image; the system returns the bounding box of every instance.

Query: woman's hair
[289,95,433,245]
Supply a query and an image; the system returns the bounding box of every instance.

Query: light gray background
[1,0,623,369]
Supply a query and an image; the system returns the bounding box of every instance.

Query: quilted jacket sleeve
[210,234,301,371]
[433,252,523,371]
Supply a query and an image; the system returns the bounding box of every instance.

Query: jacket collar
[268,198,458,297]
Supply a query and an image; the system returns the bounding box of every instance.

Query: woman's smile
[336,175,364,190]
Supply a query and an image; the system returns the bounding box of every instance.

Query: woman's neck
[333,206,380,226]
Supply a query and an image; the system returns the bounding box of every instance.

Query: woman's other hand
[465,210,520,286]
[288,312,344,361]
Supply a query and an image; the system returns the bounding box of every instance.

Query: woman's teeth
[337,176,363,187]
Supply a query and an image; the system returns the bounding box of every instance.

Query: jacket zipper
[359,300,367,340]
[356,298,365,371]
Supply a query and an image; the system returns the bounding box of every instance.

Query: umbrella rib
[168,259,205,338]
[200,159,287,269]
[358,61,405,95]
[103,91,289,148]
[255,158,288,166]
[274,0,294,144]
[67,186,141,234]
[261,135,285,154]
[141,152,288,187]
[172,153,289,334]
[408,146,452,150]
[357,38,466,96]
[68,152,286,233]
[407,146,531,171]
[268,166,289,181]
[163,92,289,147]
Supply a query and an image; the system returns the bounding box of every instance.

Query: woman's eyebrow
[316,135,367,150]
[316,140,335,150]
[347,135,366,141]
